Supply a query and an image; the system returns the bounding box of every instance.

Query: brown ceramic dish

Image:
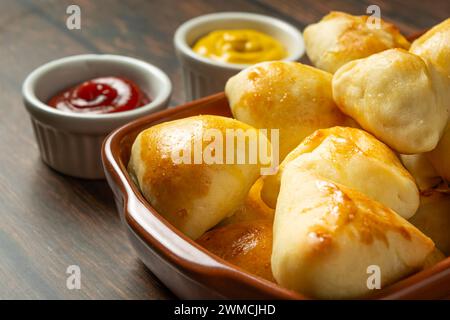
[102,92,450,299]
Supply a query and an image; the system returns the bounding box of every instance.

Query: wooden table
[0,0,447,299]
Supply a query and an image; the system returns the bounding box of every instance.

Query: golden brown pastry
[332,48,449,154]
[409,190,450,256]
[220,178,274,226]
[303,11,410,73]
[410,19,450,119]
[128,115,271,239]
[427,121,450,181]
[262,127,419,219]
[271,169,435,299]
[410,19,450,181]
[400,154,442,191]
[197,219,274,282]
[410,18,450,79]
[199,178,275,282]
[225,61,352,159]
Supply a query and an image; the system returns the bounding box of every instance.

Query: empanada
[409,190,450,256]
[220,178,274,226]
[332,49,448,154]
[303,11,410,73]
[410,19,450,181]
[400,154,442,191]
[198,178,275,282]
[225,61,352,159]
[271,169,434,299]
[410,18,450,79]
[427,121,450,181]
[262,127,419,219]
[128,115,271,239]
[197,219,274,282]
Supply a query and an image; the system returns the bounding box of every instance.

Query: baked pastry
[128,115,271,239]
[400,154,442,191]
[410,18,450,80]
[225,61,352,159]
[197,219,274,282]
[427,122,450,181]
[409,191,450,256]
[410,19,450,111]
[262,127,419,219]
[198,178,275,282]
[303,11,410,73]
[409,19,450,181]
[220,178,274,226]
[332,48,449,154]
[271,169,434,299]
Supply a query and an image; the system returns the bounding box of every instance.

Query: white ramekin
[22,54,172,179]
[174,12,305,101]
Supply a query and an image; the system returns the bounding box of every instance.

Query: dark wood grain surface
[0,0,448,299]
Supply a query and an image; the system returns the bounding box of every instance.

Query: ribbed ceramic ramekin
[22,54,172,179]
[174,12,305,101]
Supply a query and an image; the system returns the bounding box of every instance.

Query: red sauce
[48,77,150,114]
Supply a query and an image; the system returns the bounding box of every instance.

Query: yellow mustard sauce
[192,29,287,64]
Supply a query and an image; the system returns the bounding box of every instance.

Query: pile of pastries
[128,12,450,299]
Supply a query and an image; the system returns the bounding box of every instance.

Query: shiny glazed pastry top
[261,127,419,219]
[128,115,272,239]
[271,169,434,299]
[225,61,352,159]
[303,11,410,73]
[197,219,274,282]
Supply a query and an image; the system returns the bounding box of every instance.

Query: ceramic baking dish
[102,92,450,299]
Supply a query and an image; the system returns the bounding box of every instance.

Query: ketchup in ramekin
[48,77,150,114]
